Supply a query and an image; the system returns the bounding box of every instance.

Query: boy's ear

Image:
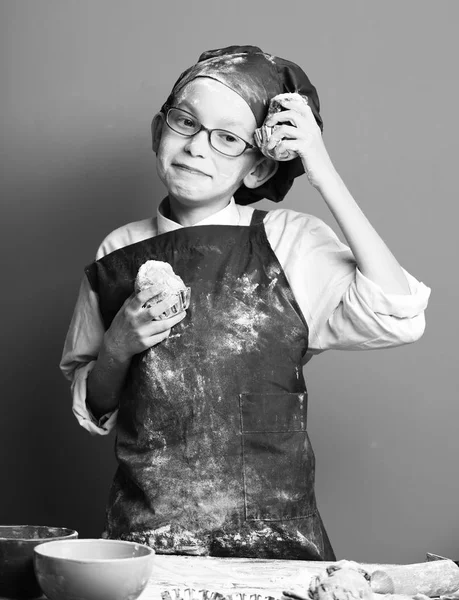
[151,113,165,153]
[243,156,279,190]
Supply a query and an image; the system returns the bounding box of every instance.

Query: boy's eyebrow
[176,100,254,137]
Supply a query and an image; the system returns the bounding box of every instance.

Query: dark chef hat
[161,45,323,205]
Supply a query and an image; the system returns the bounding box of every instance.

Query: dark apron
[86,209,335,560]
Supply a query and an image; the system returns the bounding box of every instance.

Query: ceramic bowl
[0,525,78,599]
[34,539,155,600]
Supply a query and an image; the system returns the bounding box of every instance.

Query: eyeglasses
[164,106,256,157]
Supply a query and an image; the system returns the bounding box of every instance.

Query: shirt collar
[157,198,241,235]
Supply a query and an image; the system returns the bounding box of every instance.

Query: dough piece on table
[308,560,373,600]
[370,560,459,597]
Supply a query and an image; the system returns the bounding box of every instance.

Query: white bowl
[34,538,155,600]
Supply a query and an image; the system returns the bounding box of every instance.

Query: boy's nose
[184,130,211,157]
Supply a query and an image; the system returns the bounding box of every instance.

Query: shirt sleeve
[264,208,431,358]
[60,276,118,435]
[60,218,158,435]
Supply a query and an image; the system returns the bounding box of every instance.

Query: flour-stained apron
[86,209,335,560]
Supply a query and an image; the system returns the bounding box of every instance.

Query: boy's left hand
[263,93,337,190]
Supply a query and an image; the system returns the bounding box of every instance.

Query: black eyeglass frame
[162,105,256,157]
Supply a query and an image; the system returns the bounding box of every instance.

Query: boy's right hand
[103,286,187,363]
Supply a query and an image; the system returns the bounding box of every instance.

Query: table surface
[140,555,387,600]
[0,556,391,600]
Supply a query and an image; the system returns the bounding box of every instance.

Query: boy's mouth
[173,163,211,177]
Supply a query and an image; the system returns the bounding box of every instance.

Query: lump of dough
[308,560,373,600]
[254,93,308,161]
[135,260,190,320]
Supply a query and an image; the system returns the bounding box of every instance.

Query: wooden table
[140,556,386,600]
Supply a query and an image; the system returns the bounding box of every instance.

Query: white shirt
[60,199,431,436]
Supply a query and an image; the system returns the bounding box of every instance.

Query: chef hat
[161,45,323,205]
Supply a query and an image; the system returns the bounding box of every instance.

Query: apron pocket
[239,392,317,521]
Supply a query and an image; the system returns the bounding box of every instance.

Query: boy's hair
[161,45,323,205]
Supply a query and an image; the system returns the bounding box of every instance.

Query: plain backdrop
[0,0,457,564]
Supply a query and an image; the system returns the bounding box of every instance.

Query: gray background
[0,0,457,564]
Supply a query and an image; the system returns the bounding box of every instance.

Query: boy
[61,45,430,560]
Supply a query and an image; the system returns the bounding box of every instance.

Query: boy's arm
[264,210,430,354]
[61,276,186,428]
[313,171,410,295]
[86,290,186,419]
[60,277,116,435]
[264,95,411,296]
[86,346,131,420]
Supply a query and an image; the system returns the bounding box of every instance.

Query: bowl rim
[33,538,155,563]
[0,524,78,542]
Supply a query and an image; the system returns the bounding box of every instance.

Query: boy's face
[154,78,261,210]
